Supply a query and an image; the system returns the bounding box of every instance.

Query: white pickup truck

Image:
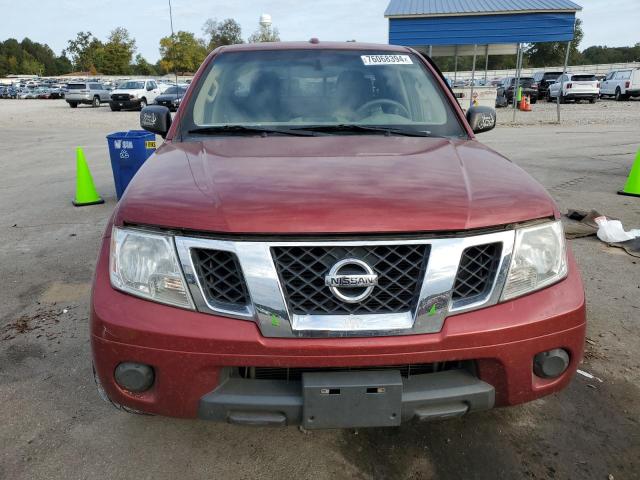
[548,73,599,104]
[600,68,640,101]
[109,79,160,111]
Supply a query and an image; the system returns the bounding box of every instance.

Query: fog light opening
[533,349,570,379]
[114,362,155,393]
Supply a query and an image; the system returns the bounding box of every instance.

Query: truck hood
[116,136,557,234]
[111,89,141,95]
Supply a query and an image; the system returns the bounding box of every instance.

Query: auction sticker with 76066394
[361,55,413,65]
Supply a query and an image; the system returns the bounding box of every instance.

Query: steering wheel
[356,99,411,119]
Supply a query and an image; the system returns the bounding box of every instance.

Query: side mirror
[140,105,171,138]
[467,106,496,134]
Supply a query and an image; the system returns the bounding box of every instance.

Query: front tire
[139,98,147,110]
[92,96,100,107]
[109,103,120,112]
[69,102,78,108]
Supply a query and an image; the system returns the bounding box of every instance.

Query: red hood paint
[115,136,557,234]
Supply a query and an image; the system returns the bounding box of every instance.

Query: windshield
[516,78,534,87]
[572,75,596,81]
[164,86,185,95]
[182,49,465,137]
[119,81,145,90]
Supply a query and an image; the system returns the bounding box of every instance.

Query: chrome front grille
[174,230,515,338]
[272,244,429,315]
[191,248,250,309]
[452,243,502,302]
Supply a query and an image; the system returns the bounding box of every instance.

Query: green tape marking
[428,304,437,316]
[271,314,280,327]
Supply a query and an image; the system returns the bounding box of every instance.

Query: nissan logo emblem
[324,258,378,303]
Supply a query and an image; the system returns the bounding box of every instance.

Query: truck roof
[216,41,412,53]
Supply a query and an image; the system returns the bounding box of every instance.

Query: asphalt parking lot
[1,99,639,480]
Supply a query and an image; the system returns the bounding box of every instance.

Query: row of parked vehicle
[63,79,188,111]
[0,84,67,99]
[1,78,189,112]
[495,67,640,107]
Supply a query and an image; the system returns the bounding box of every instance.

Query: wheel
[92,96,100,107]
[559,94,566,104]
[69,102,78,108]
[589,97,597,104]
[139,98,147,110]
[109,103,120,111]
[615,88,625,101]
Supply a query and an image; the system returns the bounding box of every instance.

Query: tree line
[1,17,638,78]
[0,18,278,77]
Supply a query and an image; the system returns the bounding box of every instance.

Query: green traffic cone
[72,147,104,206]
[618,148,640,198]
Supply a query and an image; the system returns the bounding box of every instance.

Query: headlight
[501,221,567,301]
[110,227,194,309]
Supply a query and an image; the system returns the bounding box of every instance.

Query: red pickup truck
[91,41,585,429]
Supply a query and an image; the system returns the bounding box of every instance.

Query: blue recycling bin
[106,130,156,199]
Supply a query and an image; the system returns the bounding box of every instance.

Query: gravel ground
[0,99,639,480]
[496,96,640,126]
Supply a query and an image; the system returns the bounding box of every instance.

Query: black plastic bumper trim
[198,369,494,428]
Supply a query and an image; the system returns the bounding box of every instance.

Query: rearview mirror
[466,106,496,134]
[140,105,171,138]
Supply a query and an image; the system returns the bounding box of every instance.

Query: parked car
[109,79,160,111]
[49,87,65,99]
[91,42,585,428]
[496,76,538,106]
[547,73,599,103]
[532,71,562,98]
[65,82,111,108]
[35,87,52,99]
[600,68,640,101]
[154,85,188,111]
[17,89,36,99]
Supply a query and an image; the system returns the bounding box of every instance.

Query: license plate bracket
[302,370,402,429]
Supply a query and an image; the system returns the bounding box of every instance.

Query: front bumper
[91,238,586,424]
[197,369,494,427]
[110,99,141,109]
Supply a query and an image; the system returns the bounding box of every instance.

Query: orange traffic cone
[524,95,532,111]
[519,96,526,110]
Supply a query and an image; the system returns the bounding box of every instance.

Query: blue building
[385,0,582,59]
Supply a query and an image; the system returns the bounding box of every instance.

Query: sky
[1,0,638,63]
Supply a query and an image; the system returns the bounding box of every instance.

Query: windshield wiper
[290,124,434,137]
[187,125,316,137]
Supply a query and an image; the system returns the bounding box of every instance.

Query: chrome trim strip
[291,312,414,337]
[174,231,516,338]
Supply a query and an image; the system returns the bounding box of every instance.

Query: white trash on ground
[594,216,640,243]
